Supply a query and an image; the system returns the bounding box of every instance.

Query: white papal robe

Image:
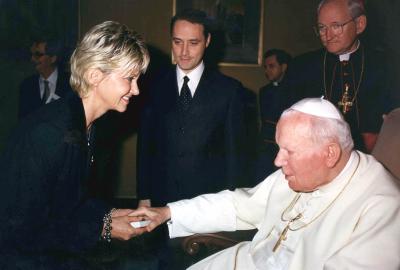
[167,151,400,270]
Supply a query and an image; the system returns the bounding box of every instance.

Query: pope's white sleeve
[167,173,279,238]
[167,190,236,238]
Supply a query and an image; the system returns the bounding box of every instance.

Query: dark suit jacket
[18,70,72,119]
[0,93,109,269]
[137,67,247,206]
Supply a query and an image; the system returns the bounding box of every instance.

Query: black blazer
[137,67,247,206]
[0,93,109,269]
[18,70,72,119]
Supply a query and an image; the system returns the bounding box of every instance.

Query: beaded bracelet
[102,208,116,243]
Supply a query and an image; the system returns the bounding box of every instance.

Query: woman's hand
[111,212,148,240]
[128,206,171,232]
[101,208,148,241]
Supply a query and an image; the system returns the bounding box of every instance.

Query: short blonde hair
[70,21,149,97]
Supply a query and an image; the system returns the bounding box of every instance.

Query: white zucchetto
[290,97,343,120]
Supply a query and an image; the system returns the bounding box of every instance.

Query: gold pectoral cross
[272,224,290,252]
[338,84,353,114]
[273,213,302,252]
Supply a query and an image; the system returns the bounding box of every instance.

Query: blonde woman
[0,21,149,269]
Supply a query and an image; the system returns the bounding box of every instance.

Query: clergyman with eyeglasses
[286,0,392,153]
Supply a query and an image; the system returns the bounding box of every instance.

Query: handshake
[105,206,171,241]
[129,205,171,229]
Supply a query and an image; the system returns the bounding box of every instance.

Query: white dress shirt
[176,62,205,97]
[39,68,60,104]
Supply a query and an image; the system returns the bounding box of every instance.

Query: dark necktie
[179,76,192,112]
[43,80,50,104]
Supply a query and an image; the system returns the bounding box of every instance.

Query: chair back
[372,108,400,180]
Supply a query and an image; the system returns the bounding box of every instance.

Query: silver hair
[317,0,365,18]
[280,109,354,152]
[70,21,150,97]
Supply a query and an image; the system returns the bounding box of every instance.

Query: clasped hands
[129,206,171,231]
[106,207,170,240]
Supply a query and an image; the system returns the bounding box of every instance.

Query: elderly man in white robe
[132,97,400,270]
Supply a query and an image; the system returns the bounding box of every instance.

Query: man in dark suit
[18,37,72,119]
[137,9,247,208]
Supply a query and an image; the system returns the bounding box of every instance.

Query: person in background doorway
[256,49,292,182]
[18,36,73,119]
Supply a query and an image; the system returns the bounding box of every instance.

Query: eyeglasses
[314,18,355,37]
[31,52,46,58]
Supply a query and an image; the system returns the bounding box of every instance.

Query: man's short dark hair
[33,35,64,60]
[170,9,211,38]
[264,49,292,65]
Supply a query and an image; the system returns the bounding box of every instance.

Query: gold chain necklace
[323,46,365,115]
[272,152,361,252]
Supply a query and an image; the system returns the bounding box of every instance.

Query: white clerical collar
[316,151,357,195]
[176,62,204,96]
[338,40,360,62]
[272,81,279,87]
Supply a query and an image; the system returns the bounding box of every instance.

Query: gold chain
[281,152,360,232]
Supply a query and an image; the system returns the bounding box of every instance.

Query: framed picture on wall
[173,0,264,66]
